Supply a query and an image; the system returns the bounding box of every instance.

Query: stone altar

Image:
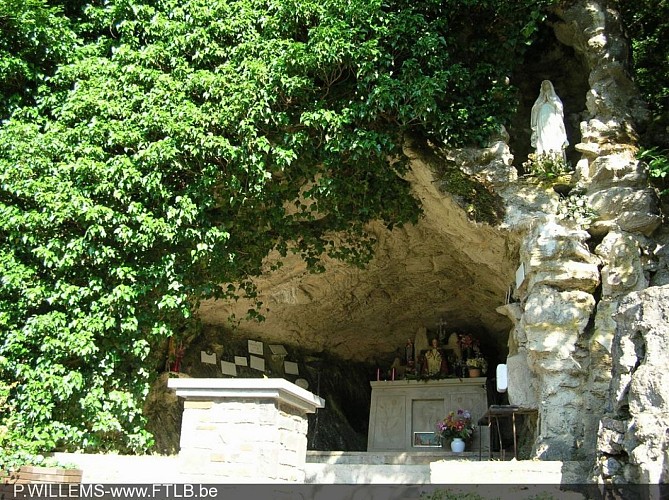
[168,378,324,482]
[367,378,489,452]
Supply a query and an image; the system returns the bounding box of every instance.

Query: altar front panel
[367,378,489,452]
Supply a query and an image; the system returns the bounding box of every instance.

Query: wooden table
[478,405,538,460]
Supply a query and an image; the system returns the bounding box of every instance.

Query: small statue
[422,338,448,376]
[405,338,415,371]
[446,332,462,361]
[168,339,184,373]
[389,356,404,380]
[414,326,429,355]
[530,80,568,159]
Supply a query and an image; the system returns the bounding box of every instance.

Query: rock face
[597,286,669,484]
[197,143,519,363]
[180,0,669,483]
[145,373,184,455]
[503,0,666,483]
[475,1,665,475]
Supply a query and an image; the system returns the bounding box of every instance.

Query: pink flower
[436,408,475,440]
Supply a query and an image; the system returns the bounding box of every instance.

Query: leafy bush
[0,379,43,472]
[615,1,669,119]
[522,152,570,180]
[556,193,598,228]
[638,147,669,196]
[0,0,555,455]
[0,0,79,118]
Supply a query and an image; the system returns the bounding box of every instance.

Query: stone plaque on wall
[412,399,443,435]
[369,395,405,450]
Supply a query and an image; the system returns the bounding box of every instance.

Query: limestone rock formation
[595,231,648,297]
[596,285,669,484]
[144,373,184,455]
[498,0,665,473]
[197,142,519,364]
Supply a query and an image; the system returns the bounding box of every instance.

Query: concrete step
[304,451,481,484]
[304,452,589,485]
[304,463,432,484]
[306,450,481,465]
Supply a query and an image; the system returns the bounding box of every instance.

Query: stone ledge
[168,378,325,413]
[430,459,588,484]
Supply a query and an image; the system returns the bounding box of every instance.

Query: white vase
[450,437,466,453]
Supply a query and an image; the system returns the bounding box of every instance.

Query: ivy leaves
[0,0,552,454]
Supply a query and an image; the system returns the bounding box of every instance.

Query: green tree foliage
[0,0,553,456]
[615,1,669,189]
[616,0,669,119]
[0,0,79,118]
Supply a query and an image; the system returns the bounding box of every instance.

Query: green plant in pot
[465,356,488,374]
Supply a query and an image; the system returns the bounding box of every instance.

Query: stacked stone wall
[178,398,309,483]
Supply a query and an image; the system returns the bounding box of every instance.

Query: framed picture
[413,431,441,448]
[220,361,237,377]
[249,355,265,372]
[248,340,264,356]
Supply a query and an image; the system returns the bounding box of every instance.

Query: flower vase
[450,437,466,453]
[468,367,482,378]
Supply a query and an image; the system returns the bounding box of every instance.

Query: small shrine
[368,326,492,453]
[367,377,489,453]
[377,323,491,382]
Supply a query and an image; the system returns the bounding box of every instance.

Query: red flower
[458,334,479,350]
[436,409,474,440]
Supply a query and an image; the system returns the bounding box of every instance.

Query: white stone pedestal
[168,378,325,483]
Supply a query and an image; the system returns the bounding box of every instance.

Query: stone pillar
[168,378,325,483]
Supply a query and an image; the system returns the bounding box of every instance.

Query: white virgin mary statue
[530,80,568,158]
